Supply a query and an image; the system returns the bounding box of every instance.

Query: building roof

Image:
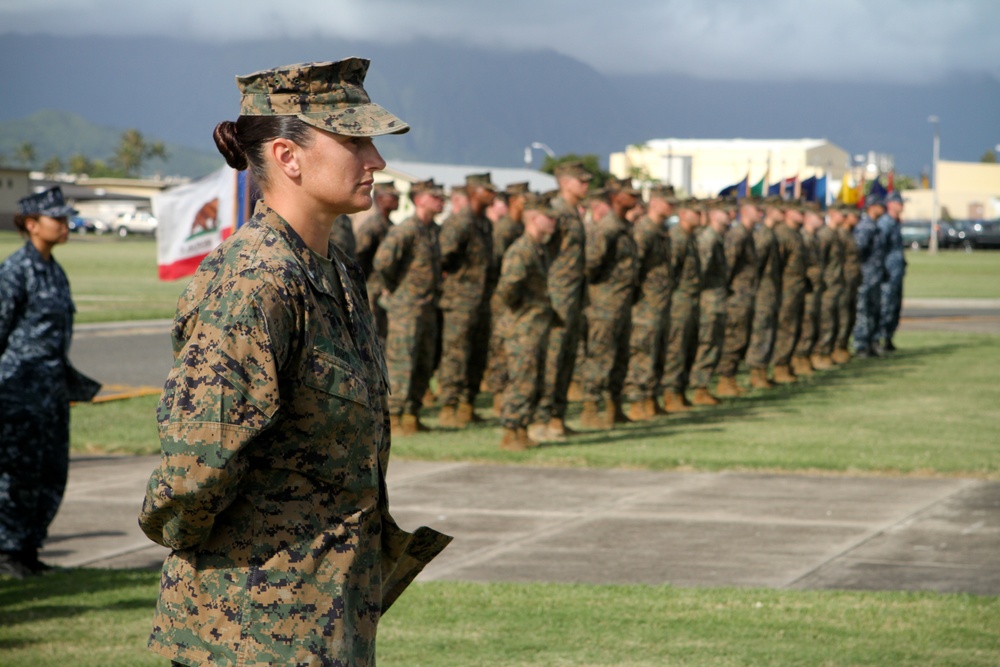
[382,160,557,193]
[642,138,836,153]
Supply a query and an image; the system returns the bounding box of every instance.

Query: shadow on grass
[0,568,158,612]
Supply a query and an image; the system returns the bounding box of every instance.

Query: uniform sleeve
[138,282,294,551]
[439,216,468,273]
[372,227,407,294]
[0,259,27,356]
[723,229,743,285]
[495,244,529,311]
[697,231,715,280]
[585,223,610,281]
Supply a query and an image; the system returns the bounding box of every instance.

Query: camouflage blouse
[139,201,450,667]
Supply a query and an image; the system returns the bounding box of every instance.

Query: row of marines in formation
[338,161,905,450]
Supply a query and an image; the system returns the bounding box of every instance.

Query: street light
[928,115,940,254]
[523,142,555,167]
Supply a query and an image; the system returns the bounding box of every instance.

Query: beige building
[0,167,32,231]
[610,138,850,199]
[901,160,1000,221]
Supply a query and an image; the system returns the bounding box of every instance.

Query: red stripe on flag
[158,253,209,281]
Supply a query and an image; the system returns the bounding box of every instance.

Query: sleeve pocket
[304,347,370,406]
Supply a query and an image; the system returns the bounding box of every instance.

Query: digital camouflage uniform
[0,242,99,560]
[661,223,702,393]
[624,215,672,402]
[331,213,358,259]
[852,212,886,353]
[535,194,586,423]
[495,233,551,429]
[139,203,450,667]
[437,206,494,408]
[793,225,823,360]
[836,224,861,354]
[815,223,845,357]
[355,206,393,341]
[484,213,525,399]
[745,222,781,369]
[689,224,729,389]
[582,210,637,404]
[771,220,809,367]
[878,213,906,344]
[372,214,441,418]
[717,222,757,378]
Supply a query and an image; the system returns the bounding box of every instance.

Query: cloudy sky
[3,0,998,83]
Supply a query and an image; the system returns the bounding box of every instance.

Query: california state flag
[154,166,242,280]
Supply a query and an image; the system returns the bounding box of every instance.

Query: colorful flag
[868,176,888,203]
[155,166,242,280]
[750,175,766,197]
[718,174,748,198]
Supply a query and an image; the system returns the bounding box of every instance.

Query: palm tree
[14,142,37,168]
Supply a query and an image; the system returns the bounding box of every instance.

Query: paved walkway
[46,457,999,595]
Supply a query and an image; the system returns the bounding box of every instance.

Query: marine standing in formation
[355,180,400,341]
[688,204,731,406]
[715,198,759,397]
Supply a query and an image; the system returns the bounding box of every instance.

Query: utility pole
[928,115,940,255]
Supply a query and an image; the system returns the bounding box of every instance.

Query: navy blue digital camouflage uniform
[877,213,906,344]
[0,242,99,561]
[852,212,886,353]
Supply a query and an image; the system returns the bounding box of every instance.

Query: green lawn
[1,571,996,667]
[2,233,999,325]
[72,330,1000,477]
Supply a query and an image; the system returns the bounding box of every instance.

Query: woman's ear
[269,137,302,179]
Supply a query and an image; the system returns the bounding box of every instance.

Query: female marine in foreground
[138,58,451,667]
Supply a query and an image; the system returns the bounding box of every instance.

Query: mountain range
[2,33,997,179]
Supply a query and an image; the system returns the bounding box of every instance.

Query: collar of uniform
[251,200,343,303]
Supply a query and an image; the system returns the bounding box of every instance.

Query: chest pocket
[304,341,371,408]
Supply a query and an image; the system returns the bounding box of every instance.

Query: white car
[112,211,158,237]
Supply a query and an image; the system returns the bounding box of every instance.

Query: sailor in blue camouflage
[0,186,100,579]
[138,58,450,667]
[852,197,887,356]
[878,192,907,350]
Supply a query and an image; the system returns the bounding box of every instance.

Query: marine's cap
[505,181,531,197]
[521,191,556,217]
[607,176,640,197]
[237,58,409,137]
[553,160,593,181]
[465,172,496,192]
[18,186,77,218]
[885,192,903,205]
[374,181,399,196]
[647,183,677,202]
[584,187,610,204]
[409,179,445,198]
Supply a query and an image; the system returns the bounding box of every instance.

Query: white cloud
[1,0,997,82]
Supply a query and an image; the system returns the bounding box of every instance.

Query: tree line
[0,128,167,178]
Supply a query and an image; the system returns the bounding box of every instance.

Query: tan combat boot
[772,365,796,384]
[567,381,584,402]
[810,354,834,371]
[831,348,851,365]
[714,376,744,398]
[438,404,458,428]
[516,427,540,449]
[499,427,523,451]
[580,401,604,429]
[791,356,815,376]
[389,414,402,432]
[527,422,555,443]
[691,387,721,406]
[400,414,420,436]
[422,387,437,408]
[628,399,652,421]
[749,368,774,389]
[547,417,575,437]
[455,401,475,428]
[602,402,617,430]
[662,391,691,413]
[492,393,503,415]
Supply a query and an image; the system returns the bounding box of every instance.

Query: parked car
[964,220,1000,249]
[941,221,975,250]
[111,211,158,237]
[901,221,931,249]
[69,215,99,234]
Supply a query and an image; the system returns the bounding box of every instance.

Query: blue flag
[719,175,748,198]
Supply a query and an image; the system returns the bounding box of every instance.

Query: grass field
[2,232,999,325]
[1,571,997,667]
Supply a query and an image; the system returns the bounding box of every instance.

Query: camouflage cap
[647,183,677,202]
[237,58,409,137]
[18,186,77,217]
[584,187,611,204]
[409,179,445,199]
[607,176,640,197]
[553,160,593,181]
[521,191,556,217]
[373,181,399,196]
[465,172,496,192]
[505,181,531,196]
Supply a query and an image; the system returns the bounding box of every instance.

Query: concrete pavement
[45,456,1000,595]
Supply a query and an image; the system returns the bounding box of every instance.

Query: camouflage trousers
[660,293,700,393]
[581,312,632,403]
[623,300,669,402]
[500,313,551,429]
[368,283,387,345]
[385,304,438,416]
[745,279,779,369]
[794,285,824,358]
[852,271,882,352]
[0,400,69,553]
[437,304,490,406]
[771,284,806,367]
[815,284,844,357]
[879,266,905,341]
[836,277,860,352]
[689,289,728,389]
[483,295,509,397]
[717,288,755,378]
[534,304,583,423]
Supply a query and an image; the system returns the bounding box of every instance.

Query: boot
[499,427,523,451]
[831,348,851,364]
[603,402,618,429]
[438,404,458,428]
[749,368,774,389]
[691,387,720,406]
[580,401,604,429]
[662,391,691,413]
[714,376,745,398]
[528,422,561,443]
[456,401,475,428]
[422,387,437,408]
[628,399,653,421]
[772,365,796,384]
[567,381,584,402]
[791,356,815,376]
[547,417,575,437]
[400,414,420,436]
[654,396,669,415]
[493,393,503,415]
[810,354,834,371]
[612,399,630,424]
[516,427,540,449]
[389,414,402,432]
